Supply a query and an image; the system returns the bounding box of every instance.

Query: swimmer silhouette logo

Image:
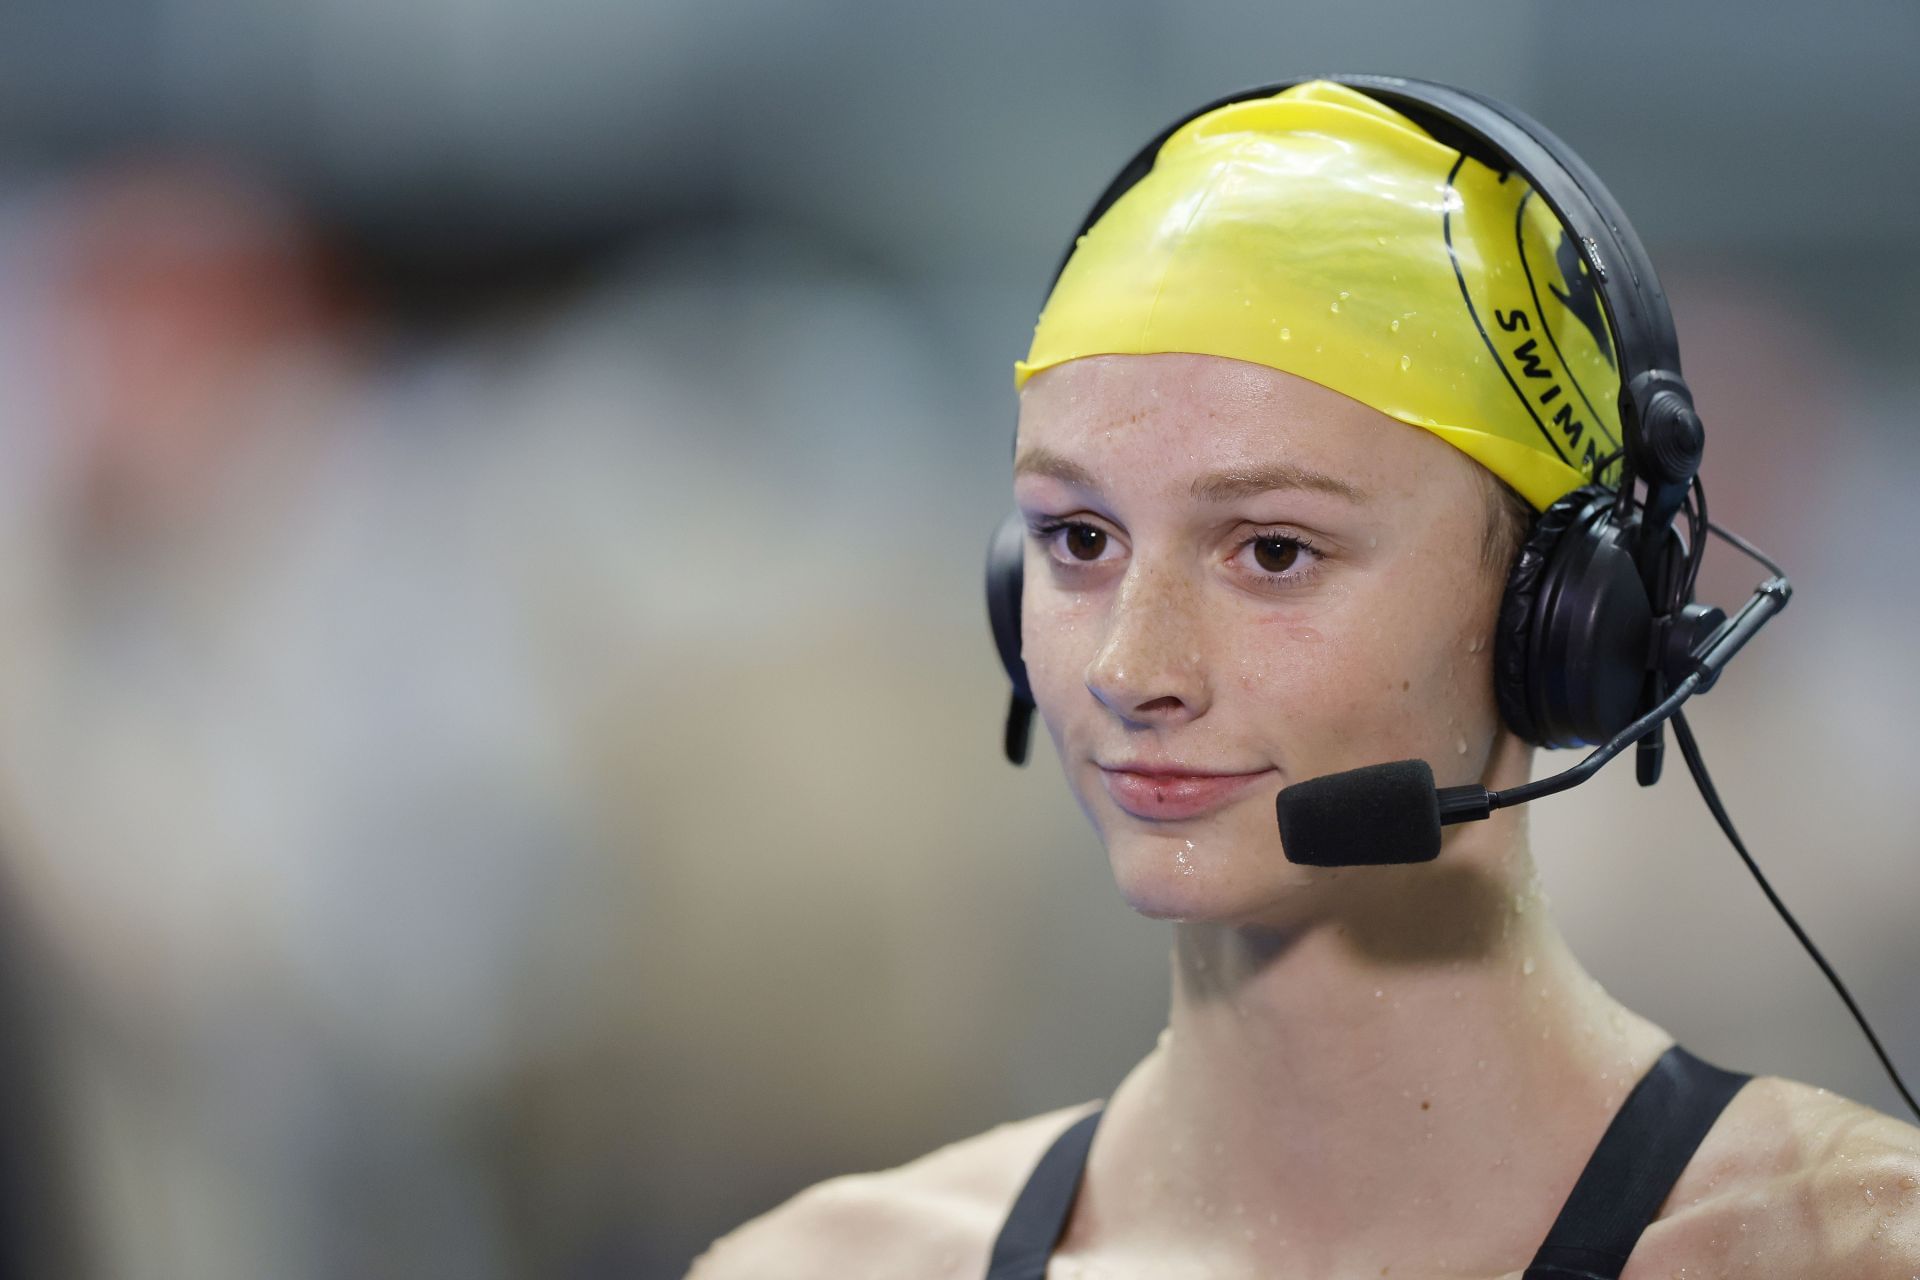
[1455,176,1623,484]
[1549,227,1613,369]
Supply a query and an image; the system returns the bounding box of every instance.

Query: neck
[1081,815,1675,1275]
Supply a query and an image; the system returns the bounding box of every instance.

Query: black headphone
[986,72,1725,771]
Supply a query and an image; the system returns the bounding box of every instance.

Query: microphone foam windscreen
[1274,759,1443,866]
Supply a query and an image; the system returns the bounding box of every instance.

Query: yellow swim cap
[1014,80,1624,510]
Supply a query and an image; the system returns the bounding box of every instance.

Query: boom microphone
[1274,573,1790,869]
[1274,760,1446,867]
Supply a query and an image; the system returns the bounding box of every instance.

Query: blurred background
[0,0,1912,1275]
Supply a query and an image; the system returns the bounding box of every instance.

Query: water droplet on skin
[1279,326,1291,341]
[1455,735,1468,755]
[1522,956,1537,976]
[1330,300,1340,313]
[1399,354,1412,372]
[1374,988,1385,999]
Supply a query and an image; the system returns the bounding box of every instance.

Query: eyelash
[1026,518,1323,591]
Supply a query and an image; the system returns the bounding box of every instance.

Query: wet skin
[690,353,1920,1280]
[1010,350,1524,923]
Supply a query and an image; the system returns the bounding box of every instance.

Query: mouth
[1097,765,1278,822]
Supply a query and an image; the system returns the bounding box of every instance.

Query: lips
[1098,766,1276,821]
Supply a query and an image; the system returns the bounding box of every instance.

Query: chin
[1114,876,1211,922]
[1102,822,1291,923]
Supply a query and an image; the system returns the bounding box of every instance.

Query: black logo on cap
[1549,230,1614,371]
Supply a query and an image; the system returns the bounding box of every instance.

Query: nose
[1083,556,1211,728]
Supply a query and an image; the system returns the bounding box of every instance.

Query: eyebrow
[1013,446,1367,504]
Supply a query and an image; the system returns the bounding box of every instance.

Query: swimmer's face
[1013,352,1518,923]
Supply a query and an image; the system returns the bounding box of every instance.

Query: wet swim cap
[1014,79,1624,509]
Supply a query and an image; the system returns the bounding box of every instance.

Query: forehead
[1014,352,1457,506]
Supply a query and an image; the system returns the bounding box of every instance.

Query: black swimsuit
[985,1043,1748,1280]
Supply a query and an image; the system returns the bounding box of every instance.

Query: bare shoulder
[1626,1073,1920,1280]
[685,1099,1102,1280]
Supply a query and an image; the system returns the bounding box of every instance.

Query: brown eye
[1064,525,1107,561]
[1252,537,1301,573]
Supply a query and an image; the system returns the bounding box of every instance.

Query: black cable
[1707,518,1786,579]
[1681,474,1707,605]
[1670,710,1920,1122]
[1666,484,1690,615]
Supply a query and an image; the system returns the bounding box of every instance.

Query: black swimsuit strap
[982,1044,1748,1280]
[1522,1042,1750,1280]
[983,1106,1103,1280]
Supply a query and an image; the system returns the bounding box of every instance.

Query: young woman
[691,80,1920,1279]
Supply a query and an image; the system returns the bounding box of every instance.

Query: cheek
[1242,574,1501,767]
[1237,611,1341,699]
[1021,580,1097,706]
[1354,589,1504,763]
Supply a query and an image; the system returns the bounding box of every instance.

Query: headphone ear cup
[986,511,1036,764]
[1494,486,1607,746]
[1495,486,1656,748]
[986,511,1029,698]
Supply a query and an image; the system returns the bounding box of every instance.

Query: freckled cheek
[1245,610,1441,757]
[1022,591,1100,700]
[1237,611,1332,694]
[1374,624,1503,759]
[1231,617,1376,760]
